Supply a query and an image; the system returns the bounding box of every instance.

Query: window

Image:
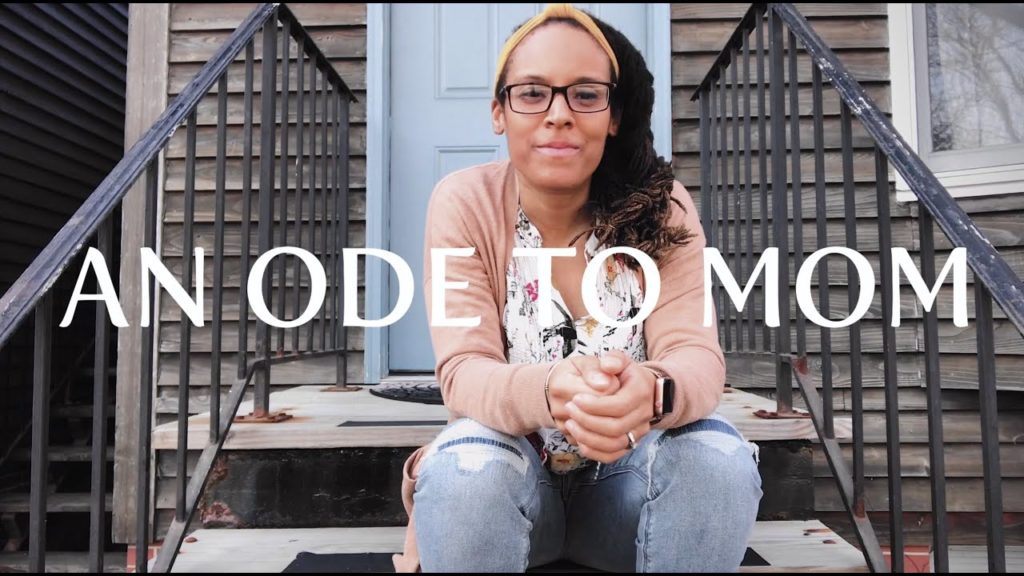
[889,3,1024,201]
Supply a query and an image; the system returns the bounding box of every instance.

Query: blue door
[387,4,670,373]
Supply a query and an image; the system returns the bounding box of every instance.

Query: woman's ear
[491,99,506,135]
[608,115,620,137]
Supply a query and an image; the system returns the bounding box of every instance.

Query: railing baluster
[328,83,338,350]
[840,101,865,519]
[918,210,948,572]
[811,65,834,439]
[742,30,754,351]
[769,8,792,413]
[755,8,769,352]
[319,70,329,350]
[708,69,719,347]
[293,47,306,354]
[29,293,52,573]
[975,282,1006,572]
[875,152,903,570]
[177,111,198,522]
[239,40,255,380]
[788,30,806,357]
[211,75,228,444]
[136,161,158,573]
[719,65,730,353]
[255,20,278,417]
[731,47,742,351]
[307,63,318,352]
[277,20,292,354]
[89,218,113,572]
[337,95,351,386]
[699,90,711,240]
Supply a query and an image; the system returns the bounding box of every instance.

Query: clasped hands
[547,350,657,464]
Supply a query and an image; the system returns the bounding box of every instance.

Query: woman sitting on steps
[393,4,762,572]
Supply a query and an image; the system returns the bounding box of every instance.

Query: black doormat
[281,548,770,572]
[368,382,444,405]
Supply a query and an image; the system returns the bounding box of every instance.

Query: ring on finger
[626,431,637,450]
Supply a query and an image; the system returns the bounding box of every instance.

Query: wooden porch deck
[152,385,851,450]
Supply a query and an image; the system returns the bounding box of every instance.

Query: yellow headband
[493,3,619,94]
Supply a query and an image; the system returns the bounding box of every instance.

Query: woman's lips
[535,144,581,157]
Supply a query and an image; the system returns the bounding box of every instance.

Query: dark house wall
[0,3,128,294]
[0,3,128,459]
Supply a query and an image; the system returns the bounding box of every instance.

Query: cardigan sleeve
[422,175,558,437]
[640,181,726,429]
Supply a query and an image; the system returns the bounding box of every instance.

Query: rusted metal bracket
[321,385,362,393]
[233,411,292,423]
[754,408,811,420]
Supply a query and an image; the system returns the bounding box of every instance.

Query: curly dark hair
[495,14,695,269]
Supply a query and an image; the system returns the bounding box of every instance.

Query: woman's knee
[651,417,763,502]
[415,418,540,507]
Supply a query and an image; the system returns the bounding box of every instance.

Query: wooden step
[0,492,113,514]
[943,545,1024,572]
[163,521,868,572]
[152,385,852,450]
[0,551,127,573]
[11,445,115,463]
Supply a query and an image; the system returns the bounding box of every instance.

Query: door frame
[364,3,672,383]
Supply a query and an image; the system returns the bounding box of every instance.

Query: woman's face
[492,23,619,192]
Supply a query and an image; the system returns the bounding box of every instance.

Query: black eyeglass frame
[501,82,617,114]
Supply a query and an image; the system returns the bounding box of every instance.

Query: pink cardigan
[392,160,725,572]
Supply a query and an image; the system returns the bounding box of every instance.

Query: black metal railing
[693,3,1024,573]
[0,4,356,572]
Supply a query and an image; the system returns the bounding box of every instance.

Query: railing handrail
[692,4,1018,572]
[691,2,1024,337]
[0,2,355,350]
[1,4,357,572]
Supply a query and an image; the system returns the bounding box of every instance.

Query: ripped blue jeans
[413,414,763,572]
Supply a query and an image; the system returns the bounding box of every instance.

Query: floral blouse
[502,204,647,474]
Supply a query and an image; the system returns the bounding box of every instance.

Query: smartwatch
[646,368,675,426]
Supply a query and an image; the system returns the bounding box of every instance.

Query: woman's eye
[519,89,546,100]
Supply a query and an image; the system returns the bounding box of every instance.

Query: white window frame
[888,3,1024,203]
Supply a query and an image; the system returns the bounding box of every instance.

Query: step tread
[0,492,114,513]
[152,385,852,451]
[0,551,127,573]
[165,521,867,573]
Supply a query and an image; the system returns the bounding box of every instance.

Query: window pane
[926,4,1024,153]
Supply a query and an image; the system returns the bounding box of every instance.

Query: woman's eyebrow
[509,74,610,84]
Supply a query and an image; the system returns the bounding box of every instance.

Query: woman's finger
[571,389,636,418]
[575,439,629,465]
[566,400,650,438]
[564,419,624,454]
[598,350,631,375]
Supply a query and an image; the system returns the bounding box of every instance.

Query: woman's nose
[544,92,574,126]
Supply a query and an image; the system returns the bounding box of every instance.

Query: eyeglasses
[502,82,615,114]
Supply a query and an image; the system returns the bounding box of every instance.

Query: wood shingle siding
[670,2,1024,543]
